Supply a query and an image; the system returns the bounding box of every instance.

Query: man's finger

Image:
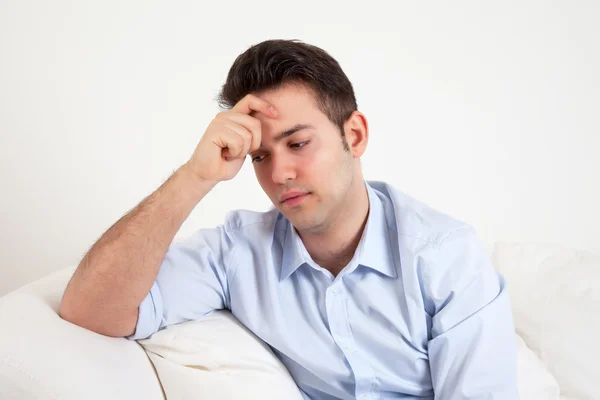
[220,129,246,159]
[224,123,252,158]
[225,113,262,152]
[231,94,278,118]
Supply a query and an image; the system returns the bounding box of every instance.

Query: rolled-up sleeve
[127,224,236,340]
[422,227,519,399]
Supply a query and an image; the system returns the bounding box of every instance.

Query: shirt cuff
[126,281,163,341]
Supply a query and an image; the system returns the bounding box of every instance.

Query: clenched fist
[185,94,278,183]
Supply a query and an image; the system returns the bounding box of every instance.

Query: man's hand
[186,94,278,183]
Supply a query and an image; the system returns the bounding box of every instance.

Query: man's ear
[343,111,369,158]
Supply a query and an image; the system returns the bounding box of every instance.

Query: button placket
[325,284,347,347]
[325,283,377,398]
[339,287,376,398]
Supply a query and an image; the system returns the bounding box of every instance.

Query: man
[60,39,519,399]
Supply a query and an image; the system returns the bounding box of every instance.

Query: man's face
[249,83,356,233]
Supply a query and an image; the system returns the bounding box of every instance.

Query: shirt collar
[279,182,398,281]
[280,221,308,281]
[358,182,398,278]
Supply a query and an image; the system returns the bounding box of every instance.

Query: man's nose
[271,154,296,184]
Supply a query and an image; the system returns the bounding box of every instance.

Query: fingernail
[269,106,277,116]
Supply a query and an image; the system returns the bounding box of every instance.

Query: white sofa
[1,241,598,399]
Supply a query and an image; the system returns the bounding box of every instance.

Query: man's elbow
[59,297,137,338]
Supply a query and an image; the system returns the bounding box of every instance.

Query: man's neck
[298,180,370,277]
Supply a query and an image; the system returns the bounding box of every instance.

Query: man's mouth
[280,191,311,206]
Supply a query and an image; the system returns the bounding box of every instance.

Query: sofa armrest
[0,267,164,400]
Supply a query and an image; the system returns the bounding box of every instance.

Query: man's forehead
[248,84,329,145]
[253,83,320,116]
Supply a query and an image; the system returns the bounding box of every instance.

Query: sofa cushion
[138,310,304,400]
[493,242,600,400]
[515,334,560,400]
[0,267,164,400]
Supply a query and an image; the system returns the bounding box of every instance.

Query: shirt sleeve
[422,227,519,399]
[126,224,236,340]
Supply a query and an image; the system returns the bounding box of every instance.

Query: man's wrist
[176,163,217,200]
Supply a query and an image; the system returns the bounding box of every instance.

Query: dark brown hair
[217,39,357,145]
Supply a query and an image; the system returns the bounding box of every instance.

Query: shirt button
[330,287,338,293]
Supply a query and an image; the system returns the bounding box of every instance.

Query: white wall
[1,1,599,296]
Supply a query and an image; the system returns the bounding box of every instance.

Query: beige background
[1,0,599,295]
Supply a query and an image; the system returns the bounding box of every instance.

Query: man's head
[217,39,369,233]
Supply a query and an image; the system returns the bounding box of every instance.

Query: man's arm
[60,165,214,337]
[424,227,519,399]
[60,94,278,337]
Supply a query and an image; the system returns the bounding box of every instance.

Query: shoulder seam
[226,219,275,233]
[390,225,473,248]
[437,225,475,249]
[223,210,279,233]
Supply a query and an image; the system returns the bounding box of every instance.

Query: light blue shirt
[128,181,519,399]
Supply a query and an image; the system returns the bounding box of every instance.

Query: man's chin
[273,198,325,231]
[287,214,329,234]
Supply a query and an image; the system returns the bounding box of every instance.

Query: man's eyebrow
[273,123,316,142]
[252,124,316,154]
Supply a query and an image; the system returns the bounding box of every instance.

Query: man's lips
[280,191,310,203]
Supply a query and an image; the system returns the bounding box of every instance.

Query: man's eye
[251,155,265,163]
[290,141,309,149]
